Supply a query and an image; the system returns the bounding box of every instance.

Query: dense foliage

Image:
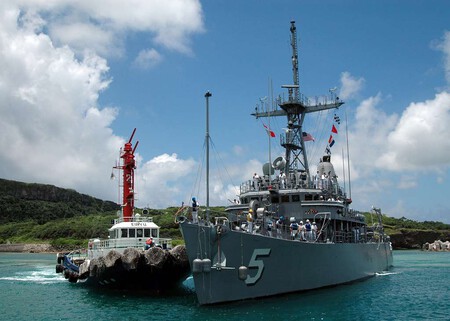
[0,178,119,224]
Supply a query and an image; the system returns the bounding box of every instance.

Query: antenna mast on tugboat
[205,91,212,222]
[252,20,344,183]
[114,128,138,222]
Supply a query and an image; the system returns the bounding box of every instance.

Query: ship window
[144,229,150,237]
[281,195,290,203]
[151,229,158,238]
[304,194,313,201]
[271,196,279,203]
[129,229,136,237]
[136,229,143,237]
[292,195,300,202]
[121,229,128,238]
[109,230,114,239]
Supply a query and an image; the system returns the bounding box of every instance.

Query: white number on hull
[245,248,271,285]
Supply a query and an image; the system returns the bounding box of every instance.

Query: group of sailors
[245,212,318,242]
[251,171,337,191]
[313,170,337,191]
[288,218,317,241]
[252,171,298,191]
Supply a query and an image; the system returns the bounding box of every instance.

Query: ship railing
[114,216,154,224]
[88,237,172,258]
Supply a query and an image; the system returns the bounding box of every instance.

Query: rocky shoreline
[0,243,59,253]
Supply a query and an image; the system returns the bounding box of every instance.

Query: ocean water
[0,251,448,321]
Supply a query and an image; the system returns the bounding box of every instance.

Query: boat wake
[0,267,64,284]
[375,271,398,276]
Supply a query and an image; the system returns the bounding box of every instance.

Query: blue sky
[1,0,449,223]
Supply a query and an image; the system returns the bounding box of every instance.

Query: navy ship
[178,21,393,305]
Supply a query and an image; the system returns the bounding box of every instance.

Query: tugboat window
[144,229,150,237]
[281,195,290,203]
[292,194,300,202]
[121,229,128,238]
[271,196,279,203]
[137,229,143,237]
[129,229,136,237]
[305,194,313,201]
[151,229,158,238]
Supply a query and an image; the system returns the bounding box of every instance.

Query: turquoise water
[0,251,448,320]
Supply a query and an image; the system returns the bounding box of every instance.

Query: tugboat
[178,21,393,305]
[56,129,190,289]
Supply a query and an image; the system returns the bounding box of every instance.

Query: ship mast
[252,20,344,185]
[114,128,139,222]
[205,91,212,222]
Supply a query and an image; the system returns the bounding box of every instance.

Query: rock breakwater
[422,240,450,251]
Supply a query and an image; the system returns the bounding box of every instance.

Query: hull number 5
[245,248,271,285]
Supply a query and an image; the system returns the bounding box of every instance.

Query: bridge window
[136,229,143,237]
[292,194,300,202]
[121,229,128,238]
[304,194,313,201]
[129,229,136,237]
[281,195,290,203]
[144,229,151,237]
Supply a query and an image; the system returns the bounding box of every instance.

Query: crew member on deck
[305,219,312,241]
[279,171,286,189]
[311,221,318,241]
[289,217,299,240]
[247,209,254,233]
[276,216,284,238]
[253,173,260,191]
[298,221,306,241]
[144,237,154,250]
[192,197,199,223]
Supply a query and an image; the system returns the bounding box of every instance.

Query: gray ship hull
[180,221,393,305]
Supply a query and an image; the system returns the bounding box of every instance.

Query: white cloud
[0,12,121,196]
[339,71,365,100]
[433,30,450,85]
[133,48,163,69]
[348,94,398,177]
[135,153,196,208]
[378,92,450,171]
[346,88,450,176]
[0,1,204,203]
[50,22,120,58]
[8,0,205,57]
[397,175,418,189]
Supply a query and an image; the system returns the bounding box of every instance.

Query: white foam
[375,271,398,276]
[0,267,65,284]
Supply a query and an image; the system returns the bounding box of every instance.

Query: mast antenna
[251,21,344,185]
[205,91,212,222]
[290,20,300,101]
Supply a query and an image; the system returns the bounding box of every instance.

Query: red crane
[114,128,139,222]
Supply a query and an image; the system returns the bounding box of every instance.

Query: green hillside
[0,178,448,250]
